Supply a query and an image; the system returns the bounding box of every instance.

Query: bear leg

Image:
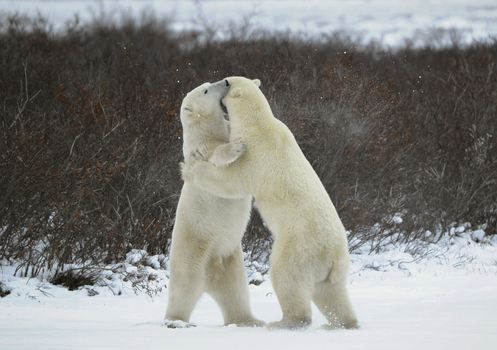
[268,262,313,329]
[165,269,205,325]
[313,280,358,329]
[206,246,264,327]
[165,242,209,325]
[209,141,247,168]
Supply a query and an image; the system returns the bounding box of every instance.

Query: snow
[389,213,404,225]
[471,229,486,242]
[1,271,496,349]
[1,0,497,46]
[1,232,497,350]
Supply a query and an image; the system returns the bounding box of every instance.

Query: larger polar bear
[183,76,358,329]
[165,80,262,327]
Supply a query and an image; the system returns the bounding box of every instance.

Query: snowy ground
[1,0,497,46]
[1,273,496,350]
[1,231,497,350]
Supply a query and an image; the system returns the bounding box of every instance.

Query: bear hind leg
[165,242,209,326]
[313,280,358,329]
[164,274,204,327]
[268,263,313,329]
[206,247,264,327]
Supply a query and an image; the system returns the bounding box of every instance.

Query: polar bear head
[222,76,261,100]
[180,80,231,127]
[180,80,232,157]
[220,77,266,122]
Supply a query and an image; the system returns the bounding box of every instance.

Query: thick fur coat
[184,77,358,329]
[165,80,262,327]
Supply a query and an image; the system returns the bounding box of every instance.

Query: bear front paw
[231,142,247,156]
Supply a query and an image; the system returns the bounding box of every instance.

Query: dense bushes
[1,15,496,275]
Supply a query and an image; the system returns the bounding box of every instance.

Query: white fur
[165,81,262,327]
[184,77,358,329]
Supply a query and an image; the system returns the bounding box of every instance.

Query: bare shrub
[0,283,11,297]
[51,269,99,291]
[0,15,496,274]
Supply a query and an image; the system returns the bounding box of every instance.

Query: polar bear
[183,77,358,329]
[164,80,262,327]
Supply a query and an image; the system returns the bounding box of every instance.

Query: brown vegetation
[1,15,496,275]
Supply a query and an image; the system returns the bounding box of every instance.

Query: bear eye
[204,89,208,94]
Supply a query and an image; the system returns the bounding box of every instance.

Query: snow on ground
[1,231,497,350]
[1,0,497,46]
[1,273,496,350]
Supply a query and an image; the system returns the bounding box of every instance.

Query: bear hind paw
[163,319,197,329]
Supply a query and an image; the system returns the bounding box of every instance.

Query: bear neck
[228,100,275,140]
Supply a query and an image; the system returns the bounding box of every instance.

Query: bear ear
[231,87,243,98]
[252,79,261,87]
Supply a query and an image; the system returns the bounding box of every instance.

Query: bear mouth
[220,99,228,116]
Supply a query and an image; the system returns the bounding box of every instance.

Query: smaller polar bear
[165,80,262,327]
[183,77,358,329]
